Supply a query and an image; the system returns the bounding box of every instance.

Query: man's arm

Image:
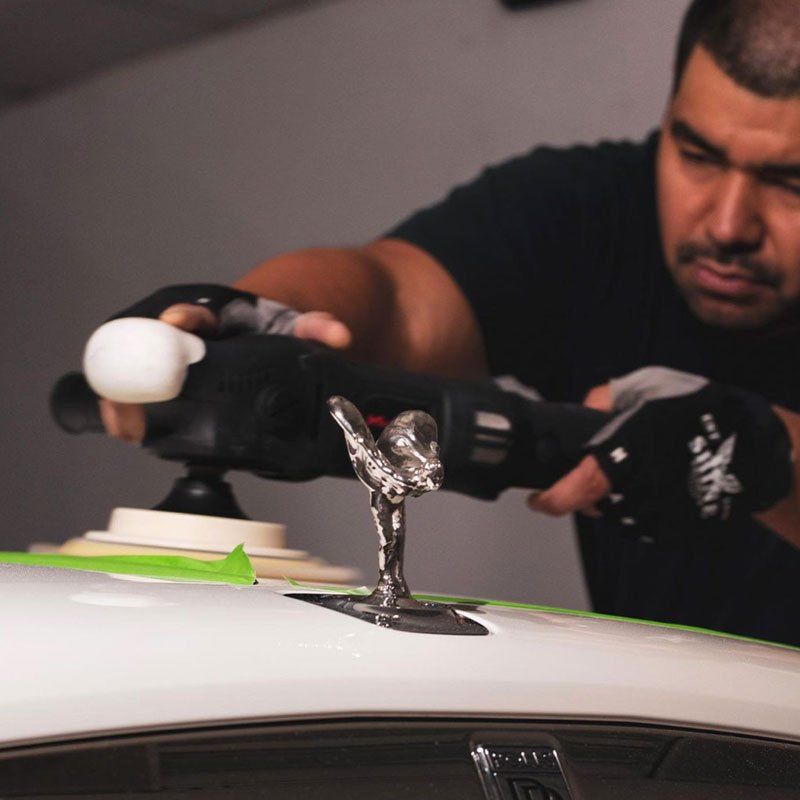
[233,239,488,379]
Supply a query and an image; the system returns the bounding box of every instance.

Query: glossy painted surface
[1,563,799,749]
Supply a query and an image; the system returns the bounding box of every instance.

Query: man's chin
[685,291,778,330]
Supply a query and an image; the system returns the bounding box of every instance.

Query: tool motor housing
[52,335,606,500]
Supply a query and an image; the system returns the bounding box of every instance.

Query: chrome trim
[470,445,509,465]
[475,410,512,431]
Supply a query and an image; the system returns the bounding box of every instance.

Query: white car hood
[1,563,799,748]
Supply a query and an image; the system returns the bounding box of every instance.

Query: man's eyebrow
[758,162,800,180]
[671,118,800,179]
[670,120,726,159]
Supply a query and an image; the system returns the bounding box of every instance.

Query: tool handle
[412,378,610,498]
[50,372,104,434]
[527,400,609,484]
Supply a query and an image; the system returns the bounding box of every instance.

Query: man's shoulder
[471,132,660,235]
[492,130,659,187]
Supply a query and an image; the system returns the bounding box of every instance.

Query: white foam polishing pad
[32,507,361,584]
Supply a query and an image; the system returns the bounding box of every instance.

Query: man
[104,0,800,645]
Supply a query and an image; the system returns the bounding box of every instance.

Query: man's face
[658,46,800,330]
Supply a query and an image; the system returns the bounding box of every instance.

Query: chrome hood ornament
[292,396,487,635]
[328,396,443,606]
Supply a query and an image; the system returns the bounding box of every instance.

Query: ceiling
[0,0,321,109]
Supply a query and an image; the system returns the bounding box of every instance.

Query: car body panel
[2,563,799,749]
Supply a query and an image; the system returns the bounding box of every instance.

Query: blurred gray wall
[0,0,687,606]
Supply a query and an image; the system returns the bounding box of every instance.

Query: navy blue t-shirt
[387,132,800,646]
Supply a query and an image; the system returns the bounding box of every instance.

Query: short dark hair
[673,0,800,97]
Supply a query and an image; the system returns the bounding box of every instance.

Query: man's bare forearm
[235,245,399,361]
[234,239,489,378]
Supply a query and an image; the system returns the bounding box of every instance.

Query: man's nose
[705,171,764,253]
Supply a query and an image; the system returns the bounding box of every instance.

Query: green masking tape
[284,578,800,652]
[0,544,256,585]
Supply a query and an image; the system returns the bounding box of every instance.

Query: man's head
[658,0,800,330]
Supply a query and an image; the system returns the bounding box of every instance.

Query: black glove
[586,367,793,537]
[110,283,299,337]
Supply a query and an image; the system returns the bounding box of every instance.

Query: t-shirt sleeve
[385,147,586,397]
[384,139,654,400]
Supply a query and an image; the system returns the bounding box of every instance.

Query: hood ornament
[292,396,487,635]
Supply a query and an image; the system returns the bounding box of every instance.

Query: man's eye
[680,149,719,166]
[762,176,800,198]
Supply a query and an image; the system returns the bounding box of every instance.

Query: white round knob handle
[83,318,206,403]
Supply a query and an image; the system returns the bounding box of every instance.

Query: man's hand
[528,367,794,540]
[100,301,352,443]
[526,384,613,519]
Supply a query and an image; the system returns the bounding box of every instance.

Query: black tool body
[51,335,608,500]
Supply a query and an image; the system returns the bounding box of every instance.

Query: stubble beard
[670,241,790,330]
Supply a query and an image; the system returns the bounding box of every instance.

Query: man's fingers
[159,303,352,349]
[578,505,603,519]
[98,398,146,443]
[583,383,613,411]
[159,303,218,332]
[527,455,611,516]
[294,311,352,349]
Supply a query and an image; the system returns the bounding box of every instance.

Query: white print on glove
[687,412,742,520]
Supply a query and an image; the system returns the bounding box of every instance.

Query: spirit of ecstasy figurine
[293,396,487,635]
